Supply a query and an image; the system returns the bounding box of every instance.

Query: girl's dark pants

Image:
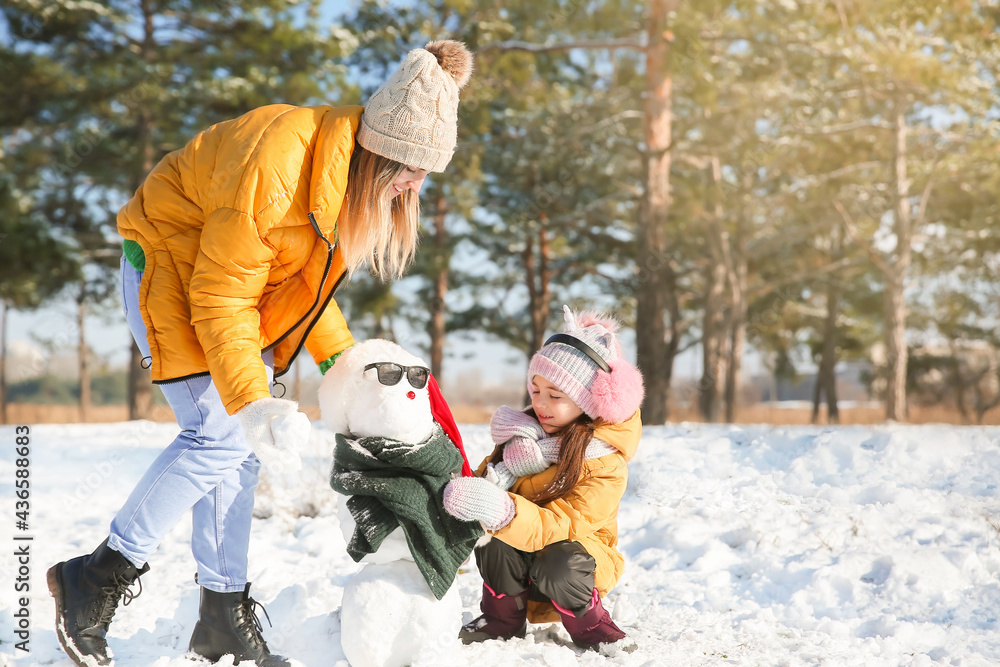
[474,538,596,614]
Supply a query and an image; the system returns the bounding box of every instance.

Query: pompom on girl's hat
[357,40,474,173]
[527,305,645,424]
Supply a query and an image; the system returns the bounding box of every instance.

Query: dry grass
[5,403,177,424]
[3,403,329,425]
[664,402,1000,426]
[451,402,1000,426]
[5,401,1000,426]
[450,404,498,424]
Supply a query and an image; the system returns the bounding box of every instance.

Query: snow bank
[1,420,998,665]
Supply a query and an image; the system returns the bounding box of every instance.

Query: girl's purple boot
[554,588,633,651]
[459,583,528,644]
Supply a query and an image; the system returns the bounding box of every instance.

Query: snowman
[318,339,482,667]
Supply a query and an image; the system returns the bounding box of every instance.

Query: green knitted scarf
[330,426,484,600]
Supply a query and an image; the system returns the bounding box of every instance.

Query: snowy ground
[1,420,999,666]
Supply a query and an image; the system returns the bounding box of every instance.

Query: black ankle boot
[47,538,149,666]
[189,583,289,666]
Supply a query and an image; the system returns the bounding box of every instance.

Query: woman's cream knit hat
[357,40,474,173]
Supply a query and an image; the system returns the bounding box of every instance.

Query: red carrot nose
[407,391,415,400]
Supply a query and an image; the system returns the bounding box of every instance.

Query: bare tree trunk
[538,228,550,347]
[664,268,680,411]
[429,194,448,379]
[768,358,778,405]
[974,361,1000,424]
[883,275,907,420]
[884,104,911,421]
[700,261,727,422]
[823,301,841,425]
[78,297,90,423]
[522,226,551,406]
[703,158,726,423]
[947,355,970,424]
[814,225,844,424]
[723,217,748,423]
[524,226,551,355]
[817,279,841,424]
[824,364,839,423]
[725,170,755,423]
[128,0,156,421]
[705,156,745,423]
[811,361,823,424]
[635,0,676,425]
[724,301,745,422]
[0,300,7,425]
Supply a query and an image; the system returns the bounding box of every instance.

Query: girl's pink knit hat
[527,306,645,424]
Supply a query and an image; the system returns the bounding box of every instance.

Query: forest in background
[2,0,999,425]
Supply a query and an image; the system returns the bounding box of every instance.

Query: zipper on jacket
[153,370,210,386]
[272,212,343,378]
[156,212,340,385]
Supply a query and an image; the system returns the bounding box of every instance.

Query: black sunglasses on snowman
[363,362,430,389]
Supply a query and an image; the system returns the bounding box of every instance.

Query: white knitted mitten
[484,462,518,490]
[238,397,308,472]
[442,477,515,531]
[502,436,549,478]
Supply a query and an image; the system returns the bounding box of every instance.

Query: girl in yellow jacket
[47,41,473,667]
[444,306,645,651]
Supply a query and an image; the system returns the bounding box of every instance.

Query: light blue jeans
[109,256,271,593]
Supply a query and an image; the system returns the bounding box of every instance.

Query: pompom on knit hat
[357,40,474,173]
[527,305,645,424]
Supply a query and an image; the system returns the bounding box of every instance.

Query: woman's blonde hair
[337,144,421,281]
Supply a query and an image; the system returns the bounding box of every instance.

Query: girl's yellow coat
[117,105,364,415]
[476,412,642,622]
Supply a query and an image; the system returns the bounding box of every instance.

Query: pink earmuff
[589,358,645,423]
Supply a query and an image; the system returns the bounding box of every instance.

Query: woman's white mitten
[238,397,309,472]
[442,477,515,531]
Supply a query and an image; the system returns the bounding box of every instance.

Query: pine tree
[793,1,1000,420]
[0,165,78,423]
[2,0,357,417]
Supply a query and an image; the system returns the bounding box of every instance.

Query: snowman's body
[320,340,465,667]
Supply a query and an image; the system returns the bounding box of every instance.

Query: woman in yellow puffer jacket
[47,41,474,667]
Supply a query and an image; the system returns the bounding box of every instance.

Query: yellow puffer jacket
[476,411,642,623]
[117,104,364,415]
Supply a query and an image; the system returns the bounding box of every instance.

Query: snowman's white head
[319,339,436,443]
